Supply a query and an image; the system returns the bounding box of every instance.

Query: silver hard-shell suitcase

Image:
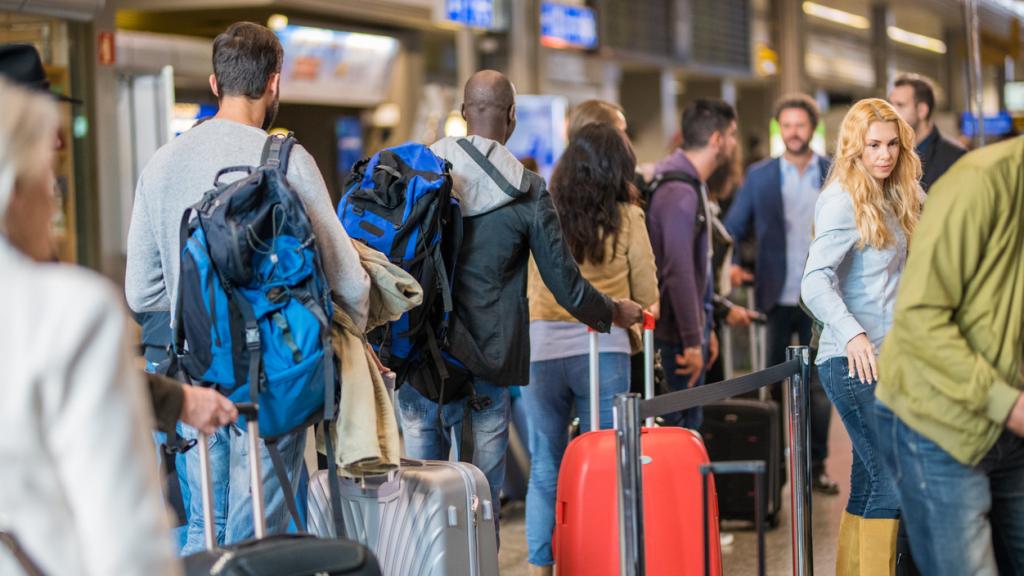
[185,403,382,576]
[308,459,499,576]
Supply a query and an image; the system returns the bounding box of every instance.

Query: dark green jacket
[878,137,1024,465]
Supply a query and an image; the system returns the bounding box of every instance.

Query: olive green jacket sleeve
[146,372,184,436]
[878,139,1024,465]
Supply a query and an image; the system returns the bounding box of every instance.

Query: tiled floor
[497,408,852,575]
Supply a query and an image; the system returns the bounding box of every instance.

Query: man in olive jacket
[876,136,1024,575]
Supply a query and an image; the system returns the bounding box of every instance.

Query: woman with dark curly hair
[523,122,658,575]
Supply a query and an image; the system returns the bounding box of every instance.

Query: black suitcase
[184,403,381,576]
[701,399,783,527]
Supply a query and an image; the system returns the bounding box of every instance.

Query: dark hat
[0,43,81,104]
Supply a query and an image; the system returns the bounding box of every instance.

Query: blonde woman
[0,78,180,575]
[801,98,922,575]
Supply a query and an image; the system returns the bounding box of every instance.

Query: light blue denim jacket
[801,182,908,365]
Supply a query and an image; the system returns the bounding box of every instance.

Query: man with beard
[724,93,837,494]
[889,74,965,192]
[648,99,738,429]
[125,22,369,552]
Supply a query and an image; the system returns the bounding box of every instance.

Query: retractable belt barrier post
[615,345,813,576]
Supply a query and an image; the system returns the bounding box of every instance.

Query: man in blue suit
[724,94,837,494]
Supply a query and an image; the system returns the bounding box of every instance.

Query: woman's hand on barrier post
[845,333,877,385]
[675,346,705,388]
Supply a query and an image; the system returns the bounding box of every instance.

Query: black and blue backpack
[338,142,471,410]
[170,132,343,534]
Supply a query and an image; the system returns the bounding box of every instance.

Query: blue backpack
[338,143,468,404]
[171,133,343,534]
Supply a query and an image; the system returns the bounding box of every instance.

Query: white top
[0,240,180,575]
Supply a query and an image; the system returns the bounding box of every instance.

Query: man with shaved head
[408,70,643,543]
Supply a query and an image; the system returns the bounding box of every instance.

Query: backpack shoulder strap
[455,137,524,199]
[652,170,702,192]
[261,132,297,173]
[651,170,707,227]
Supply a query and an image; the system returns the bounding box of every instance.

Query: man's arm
[652,182,704,348]
[288,145,371,331]
[528,184,615,331]
[125,174,169,313]
[723,169,757,263]
[146,373,237,436]
[883,163,1018,426]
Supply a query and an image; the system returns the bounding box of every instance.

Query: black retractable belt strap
[639,360,800,421]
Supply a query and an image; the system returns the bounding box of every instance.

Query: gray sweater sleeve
[287,145,371,331]
[125,172,170,314]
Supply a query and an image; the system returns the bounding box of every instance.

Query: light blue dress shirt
[779,155,821,306]
[801,182,908,365]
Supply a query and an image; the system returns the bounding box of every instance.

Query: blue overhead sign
[445,0,496,29]
[540,2,598,50]
[960,111,1014,138]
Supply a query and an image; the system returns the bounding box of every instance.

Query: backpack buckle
[245,327,260,347]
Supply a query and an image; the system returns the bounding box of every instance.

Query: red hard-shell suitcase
[553,314,724,576]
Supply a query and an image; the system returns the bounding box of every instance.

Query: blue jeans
[397,376,510,540]
[522,352,629,566]
[817,357,898,518]
[179,423,307,554]
[876,401,1024,575]
[656,339,704,429]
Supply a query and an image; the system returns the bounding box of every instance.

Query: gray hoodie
[430,135,531,216]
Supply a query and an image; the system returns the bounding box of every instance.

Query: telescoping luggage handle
[198,402,265,550]
[700,461,767,576]
[588,312,656,433]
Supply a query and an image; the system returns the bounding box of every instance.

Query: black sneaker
[812,471,839,495]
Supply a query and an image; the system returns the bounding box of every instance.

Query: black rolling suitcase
[184,403,381,576]
[701,399,783,527]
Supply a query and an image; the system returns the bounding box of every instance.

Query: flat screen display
[276,25,399,107]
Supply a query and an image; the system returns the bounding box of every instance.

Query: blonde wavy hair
[0,78,59,234]
[825,98,922,249]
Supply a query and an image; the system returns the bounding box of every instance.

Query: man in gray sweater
[125,22,369,552]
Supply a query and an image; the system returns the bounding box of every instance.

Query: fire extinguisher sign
[98,32,116,66]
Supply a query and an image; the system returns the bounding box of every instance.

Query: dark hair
[212,22,283,99]
[774,93,820,127]
[681,99,737,151]
[893,74,936,120]
[549,123,638,265]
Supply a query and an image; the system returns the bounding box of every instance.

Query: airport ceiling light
[444,110,467,137]
[268,14,289,31]
[887,26,947,54]
[802,2,870,30]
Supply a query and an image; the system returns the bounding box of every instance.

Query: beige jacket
[528,203,659,351]
[321,241,422,476]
